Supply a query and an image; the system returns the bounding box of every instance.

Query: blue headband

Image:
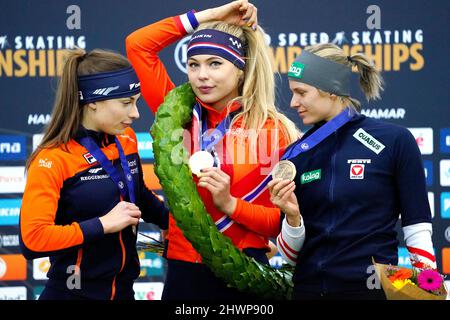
[187,29,246,70]
[78,67,141,104]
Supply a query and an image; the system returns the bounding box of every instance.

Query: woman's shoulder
[358,115,413,137]
[27,143,73,174]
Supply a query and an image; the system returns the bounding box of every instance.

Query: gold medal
[189,151,214,176]
[272,160,297,181]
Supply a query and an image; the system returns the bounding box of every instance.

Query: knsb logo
[300,169,321,184]
[350,164,365,179]
[174,36,192,74]
[0,135,26,161]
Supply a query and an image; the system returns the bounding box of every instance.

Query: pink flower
[417,270,443,292]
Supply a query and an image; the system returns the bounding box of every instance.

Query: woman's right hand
[196,0,258,30]
[268,178,302,227]
[99,201,141,234]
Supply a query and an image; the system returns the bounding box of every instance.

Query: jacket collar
[196,98,241,128]
[75,126,115,147]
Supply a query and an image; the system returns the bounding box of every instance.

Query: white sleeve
[403,222,437,270]
[276,217,305,266]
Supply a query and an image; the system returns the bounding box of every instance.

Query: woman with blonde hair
[21,48,168,300]
[269,43,436,299]
[126,0,302,299]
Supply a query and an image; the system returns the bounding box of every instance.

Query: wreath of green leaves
[150,83,293,300]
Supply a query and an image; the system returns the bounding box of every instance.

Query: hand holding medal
[268,161,301,227]
[189,150,215,176]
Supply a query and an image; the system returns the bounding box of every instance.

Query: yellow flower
[392,279,416,290]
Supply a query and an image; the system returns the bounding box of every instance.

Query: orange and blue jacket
[20,127,168,299]
[126,13,287,264]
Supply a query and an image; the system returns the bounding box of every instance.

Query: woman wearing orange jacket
[126,0,302,299]
[20,49,168,300]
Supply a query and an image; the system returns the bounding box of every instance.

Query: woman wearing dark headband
[268,43,437,299]
[126,0,302,299]
[20,49,169,300]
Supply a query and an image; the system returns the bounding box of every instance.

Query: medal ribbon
[79,135,137,232]
[192,102,242,232]
[192,102,240,167]
[241,108,355,202]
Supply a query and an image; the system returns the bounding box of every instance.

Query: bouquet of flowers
[373,259,447,300]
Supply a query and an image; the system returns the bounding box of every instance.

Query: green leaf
[150,83,293,299]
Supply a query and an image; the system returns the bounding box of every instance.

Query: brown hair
[26,48,131,170]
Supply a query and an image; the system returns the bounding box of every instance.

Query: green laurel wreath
[150,83,293,300]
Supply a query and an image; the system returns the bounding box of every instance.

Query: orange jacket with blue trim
[20,127,168,299]
[126,13,288,263]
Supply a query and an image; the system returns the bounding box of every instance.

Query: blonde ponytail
[305,43,384,112]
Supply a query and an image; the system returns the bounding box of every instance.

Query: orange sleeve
[126,16,188,113]
[20,150,103,259]
[231,198,281,238]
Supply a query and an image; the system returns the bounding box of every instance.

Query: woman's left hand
[197,167,237,215]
